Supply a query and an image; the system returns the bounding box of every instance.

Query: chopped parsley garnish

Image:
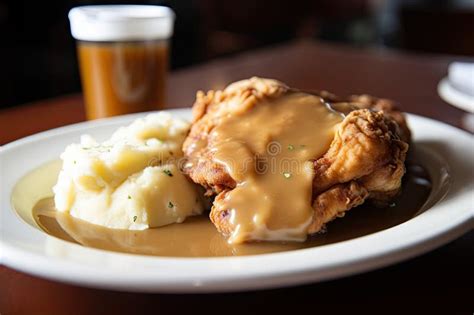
[283,172,292,179]
[299,144,306,148]
[163,169,173,177]
[389,202,396,208]
[128,195,132,200]
[133,215,137,222]
[287,144,294,151]
[73,160,77,164]
[168,201,174,208]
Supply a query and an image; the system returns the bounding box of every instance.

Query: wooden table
[1,40,472,314]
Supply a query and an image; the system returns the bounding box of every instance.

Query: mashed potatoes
[53,112,204,230]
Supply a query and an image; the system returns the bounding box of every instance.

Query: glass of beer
[69,5,175,120]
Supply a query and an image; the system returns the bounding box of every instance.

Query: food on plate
[25,152,432,257]
[53,112,205,230]
[51,76,410,247]
[183,77,409,243]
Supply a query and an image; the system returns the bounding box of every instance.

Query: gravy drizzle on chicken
[183,77,409,244]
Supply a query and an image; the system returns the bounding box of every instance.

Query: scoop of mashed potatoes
[53,112,204,230]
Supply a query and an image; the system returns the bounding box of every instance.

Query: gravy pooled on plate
[26,159,431,257]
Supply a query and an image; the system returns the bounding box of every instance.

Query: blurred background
[0,0,473,109]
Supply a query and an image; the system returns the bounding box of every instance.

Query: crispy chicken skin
[183,77,410,240]
[309,181,368,233]
[315,90,411,143]
[309,109,408,233]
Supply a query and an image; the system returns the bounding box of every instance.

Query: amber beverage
[77,41,168,119]
[69,5,175,120]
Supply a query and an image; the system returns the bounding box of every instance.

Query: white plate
[1,109,473,293]
[438,77,474,113]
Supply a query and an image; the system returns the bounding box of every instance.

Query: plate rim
[1,109,473,293]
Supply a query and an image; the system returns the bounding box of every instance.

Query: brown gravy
[32,162,431,257]
[209,92,343,243]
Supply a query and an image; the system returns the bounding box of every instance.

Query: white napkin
[448,62,474,97]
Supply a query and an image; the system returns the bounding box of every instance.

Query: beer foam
[69,5,175,42]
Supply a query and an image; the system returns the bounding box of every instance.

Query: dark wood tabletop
[0,40,472,315]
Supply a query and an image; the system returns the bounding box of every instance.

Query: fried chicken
[308,109,408,233]
[183,77,409,242]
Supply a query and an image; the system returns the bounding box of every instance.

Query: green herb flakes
[163,169,173,177]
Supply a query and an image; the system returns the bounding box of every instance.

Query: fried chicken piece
[312,109,407,196]
[309,109,408,233]
[183,77,409,241]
